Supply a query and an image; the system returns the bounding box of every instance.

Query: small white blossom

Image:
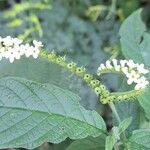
[99,64,106,70]
[114,65,121,71]
[3,36,14,47]
[136,63,149,74]
[120,60,127,67]
[126,70,140,85]
[135,77,149,90]
[121,67,128,74]
[112,59,118,66]
[13,38,22,45]
[33,40,43,48]
[31,47,40,59]
[106,60,113,69]
[127,59,136,68]
[7,47,16,63]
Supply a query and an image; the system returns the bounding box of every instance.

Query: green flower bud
[90,80,97,88]
[100,98,107,104]
[109,96,116,102]
[76,67,86,77]
[103,90,110,97]
[117,96,123,101]
[90,79,101,88]
[67,62,77,72]
[95,87,101,95]
[40,51,47,58]
[84,74,93,82]
[100,85,106,91]
[123,95,128,100]
[95,80,100,85]
[48,52,56,61]
[56,56,66,65]
[106,97,112,103]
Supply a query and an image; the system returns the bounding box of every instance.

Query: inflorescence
[0,36,149,104]
[97,59,149,90]
[0,36,43,63]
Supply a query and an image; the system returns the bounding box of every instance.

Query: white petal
[120,60,127,67]
[112,59,117,66]
[135,84,141,90]
[114,65,120,71]
[9,56,15,63]
[127,78,133,85]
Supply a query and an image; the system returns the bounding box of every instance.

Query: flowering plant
[0,8,150,150]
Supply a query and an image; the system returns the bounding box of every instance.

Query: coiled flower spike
[97,59,149,90]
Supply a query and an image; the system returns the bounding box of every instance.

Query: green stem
[109,102,128,149]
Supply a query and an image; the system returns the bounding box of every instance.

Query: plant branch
[109,102,128,149]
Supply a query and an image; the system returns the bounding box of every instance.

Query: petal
[127,78,133,85]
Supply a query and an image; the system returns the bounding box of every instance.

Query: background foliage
[0,0,149,150]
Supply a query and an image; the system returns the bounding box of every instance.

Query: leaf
[0,77,106,149]
[118,117,132,134]
[105,135,115,150]
[66,135,106,150]
[119,9,146,64]
[127,129,150,150]
[119,9,150,119]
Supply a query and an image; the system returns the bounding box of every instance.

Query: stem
[109,102,128,149]
[106,0,117,20]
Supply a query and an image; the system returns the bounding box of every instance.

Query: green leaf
[118,117,132,135]
[115,101,140,137]
[127,129,150,150]
[119,9,150,119]
[119,9,146,64]
[0,77,106,149]
[66,135,106,150]
[105,135,115,150]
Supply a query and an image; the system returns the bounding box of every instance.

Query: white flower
[126,70,140,85]
[97,64,106,75]
[33,40,43,48]
[121,67,128,74]
[0,47,6,58]
[99,64,106,70]
[114,65,120,71]
[135,77,149,90]
[106,60,113,69]
[3,36,14,47]
[31,47,40,59]
[7,47,16,63]
[13,38,22,45]
[120,60,127,67]
[112,59,118,66]
[136,63,149,74]
[24,44,33,57]
[127,60,136,68]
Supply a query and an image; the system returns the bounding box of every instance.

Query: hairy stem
[109,102,127,149]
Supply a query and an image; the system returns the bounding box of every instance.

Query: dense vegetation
[0,0,150,150]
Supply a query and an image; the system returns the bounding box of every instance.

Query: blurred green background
[0,0,148,149]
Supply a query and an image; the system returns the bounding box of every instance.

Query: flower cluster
[97,59,149,90]
[0,36,43,63]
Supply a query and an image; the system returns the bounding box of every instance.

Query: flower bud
[84,74,93,82]
[94,87,101,95]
